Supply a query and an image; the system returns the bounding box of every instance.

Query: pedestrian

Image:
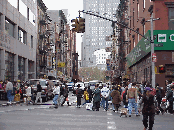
[165,84,174,114]
[52,83,60,108]
[155,83,164,115]
[111,87,122,112]
[35,81,42,104]
[82,87,89,105]
[76,84,82,108]
[138,87,157,130]
[126,82,140,117]
[101,85,110,111]
[110,86,116,111]
[122,86,128,108]
[60,83,64,96]
[93,84,101,111]
[26,84,32,105]
[62,85,70,106]
[5,79,13,104]
[87,86,93,103]
[12,82,17,102]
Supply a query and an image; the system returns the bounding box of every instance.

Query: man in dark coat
[139,87,157,130]
[155,83,164,114]
[93,84,101,111]
[87,86,93,103]
[76,84,82,108]
[165,84,174,114]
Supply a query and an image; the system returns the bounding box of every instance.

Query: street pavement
[0,92,174,130]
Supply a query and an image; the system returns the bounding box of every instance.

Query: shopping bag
[59,95,65,105]
[86,103,93,110]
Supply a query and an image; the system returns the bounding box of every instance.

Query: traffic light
[71,18,79,32]
[159,65,165,73]
[78,18,85,33]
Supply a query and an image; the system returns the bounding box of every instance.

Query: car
[28,79,52,102]
[66,82,74,91]
[74,82,85,90]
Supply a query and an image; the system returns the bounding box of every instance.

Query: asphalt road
[0,92,174,130]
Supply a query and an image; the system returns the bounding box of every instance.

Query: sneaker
[129,115,131,117]
[136,114,140,117]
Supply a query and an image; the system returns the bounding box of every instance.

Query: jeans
[53,94,59,105]
[82,99,89,105]
[111,97,115,110]
[128,98,138,115]
[7,90,12,102]
[102,97,108,110]
[35,92,42,103]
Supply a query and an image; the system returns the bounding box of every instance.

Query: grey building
[82,0,119,68]
[0,0,37,81]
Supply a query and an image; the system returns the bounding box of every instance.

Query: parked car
[28,79,52,102]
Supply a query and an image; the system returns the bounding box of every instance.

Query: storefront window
[18,56,25,82]
[5,52,14,81]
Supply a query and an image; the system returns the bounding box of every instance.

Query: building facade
[0,0,37,82]
[115,0,174,89]
[82,0,120,68]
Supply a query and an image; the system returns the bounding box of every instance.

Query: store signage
[158,34,166,42]
[170,34,174,41]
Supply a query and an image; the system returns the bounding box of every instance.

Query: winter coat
[63,88,69,97]
[84,90,89,100]
[26,87,32,96]
[76,88,82,98]
[111,90,121,105]
[5,82,13,91]
[37,84,42,92]
[87,89,93,98]
[93,88,101,102]
[156,87,162,100]
[139,94,156,114]
[53,86,60,95]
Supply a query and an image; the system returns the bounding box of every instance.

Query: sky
[42,0,83,60]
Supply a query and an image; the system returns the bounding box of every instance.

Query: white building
[94,49,111,70]
[81,0,120,68]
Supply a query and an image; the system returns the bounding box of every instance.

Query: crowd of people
[74,80,174,130]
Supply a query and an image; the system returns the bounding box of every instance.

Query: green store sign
[126,30,174,67]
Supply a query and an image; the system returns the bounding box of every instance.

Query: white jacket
[53,86,60,95]
[26,87,32,96]
[5,82,13,91]
[101,87,110,98]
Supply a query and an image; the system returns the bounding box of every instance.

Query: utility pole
[150,13,155,88]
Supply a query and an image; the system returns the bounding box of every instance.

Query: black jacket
[87,89,93,98]
[37,84,42,92]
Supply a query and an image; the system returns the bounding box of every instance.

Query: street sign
[152,53,157,62]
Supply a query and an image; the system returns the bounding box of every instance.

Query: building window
[168,8,174,30]
[137,3,139,20]
[31,35,33,48]
[8,0,18,9]
[19,0,27,18]
[143,0,145,10]
[5,18,15,37]
[18,27,27,44]
[29,9,36,25]
[133,9,135,28]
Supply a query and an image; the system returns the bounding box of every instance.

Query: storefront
[126,30,174,88]
[5,51,14,81]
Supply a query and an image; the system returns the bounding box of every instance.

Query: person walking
[26,84,32,105]
[165,84,174,114]
[35,81,42,104]
[126,82,140,117]
[5,79,13,104]
[110,86,116,112]
[76,84,82,108]
[87,86,93,103]
[52,83,60,108]
[111,87,122,112]
[93,84,101,111]
[62,85,70,106]
[122,86,128,108]
[155,83,164,114]
[101,85,110,111]
[82,87,89,105]
[138,87,157,130]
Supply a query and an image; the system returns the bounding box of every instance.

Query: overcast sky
[42,0,83,60]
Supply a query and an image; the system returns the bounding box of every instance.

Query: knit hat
[145,87,152,91]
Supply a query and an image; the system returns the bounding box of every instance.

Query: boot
[54,104,58,109]
[67,101,71,106]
